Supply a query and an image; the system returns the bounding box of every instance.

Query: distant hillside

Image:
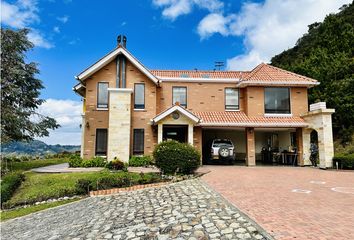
[1,140,80,156]
[271,2,354,144]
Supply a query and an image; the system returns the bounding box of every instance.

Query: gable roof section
[194,111,308,127]
[237,63,319,87]
[151,70,246,79]
[76,47,159,85]
[151,105,201,124]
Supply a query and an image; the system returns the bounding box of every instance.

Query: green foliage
[105,158,126,170]
[1,172,25,206]
[129,155,154,167]
[69,156,106,168]
[75,179,92,194]
[81,157,106,168]
[1,28,59,143]
[271,3,354,144]
[68,155,83,167]
[3,171,162,208]
[153,140,201,175]
[333,153,354,169]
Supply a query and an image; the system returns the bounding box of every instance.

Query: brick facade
[75,44,334,167]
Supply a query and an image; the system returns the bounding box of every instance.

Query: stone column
[246,127,256,166]
[317,113,334,168]
[302,128,312,166]
[302,104,335,169]
[157,124,163,143]
[107,88,133,162]
[188,124,194,145]
[296,128,304,166]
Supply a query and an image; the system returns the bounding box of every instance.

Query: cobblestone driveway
[1,179,271,240]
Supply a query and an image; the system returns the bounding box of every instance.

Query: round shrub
[105,158,126,170]
[153,140,201,175]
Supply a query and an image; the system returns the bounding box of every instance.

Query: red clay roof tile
[193,111,307,127]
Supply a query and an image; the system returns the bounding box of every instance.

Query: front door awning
[151,105,201,125]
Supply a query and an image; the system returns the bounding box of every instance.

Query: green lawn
[1,198,81,222]
[4,170,159,208]
[1,158,69,172]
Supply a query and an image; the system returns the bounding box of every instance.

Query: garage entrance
[202,128,246,165]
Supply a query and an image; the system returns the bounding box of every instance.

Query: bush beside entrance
[333,153,354,169]
[153,140,201,175]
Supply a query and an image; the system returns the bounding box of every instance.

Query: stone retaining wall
[89,182,169,196]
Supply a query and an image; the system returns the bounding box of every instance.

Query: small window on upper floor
[264,87,291,114]
[172,87,187,107]
[97,82,109,109]
[134,83,145,109]
[225,88,239,110]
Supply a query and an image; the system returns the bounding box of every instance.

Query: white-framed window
[172,87,187,107]
[134,83,145,109]
[225,88,239,110]
[97,82,109,108]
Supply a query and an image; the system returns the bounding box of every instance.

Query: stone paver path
[1,179,271,240]
[202,166,354,240]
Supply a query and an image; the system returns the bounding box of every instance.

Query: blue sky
[1,0,350,144]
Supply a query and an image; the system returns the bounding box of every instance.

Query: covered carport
[201,128,246,165]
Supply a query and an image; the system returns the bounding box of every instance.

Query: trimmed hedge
[153,140,201,175]
[129,155,154,167]
[333,153,354,169]
[75,172,161,193]
[68,156,107,168]
[1,172,25,207]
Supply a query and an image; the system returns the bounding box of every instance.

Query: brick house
[73,36,335,168]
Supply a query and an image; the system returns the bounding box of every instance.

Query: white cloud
[36,99,82,145]
[197,13,235,39]
[57,15,69,23]
[215,0,350,70]
[153,0,223,20]
[1,0,54,49]
[27,29,54,49]
[1,0,39,28]
[53,26,60,33]
[121,21,127,26]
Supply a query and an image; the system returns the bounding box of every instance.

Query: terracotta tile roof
[150,64,318,86]
[193,111,308,127]
[150,70,247,79]
[242,63,318,83]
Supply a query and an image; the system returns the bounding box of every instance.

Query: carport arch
[302,106,335,169]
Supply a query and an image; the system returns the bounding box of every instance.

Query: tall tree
[271,2,354,144]
[1,28,59,143]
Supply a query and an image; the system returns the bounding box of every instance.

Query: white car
[210,139,235,164]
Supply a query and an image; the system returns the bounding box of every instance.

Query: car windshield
[213,140,233,147]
